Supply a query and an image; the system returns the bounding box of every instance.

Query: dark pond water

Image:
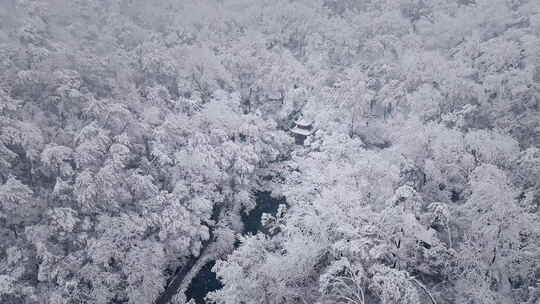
[185,191,285,303]
[241,191,286,235]
[185,261,223,304]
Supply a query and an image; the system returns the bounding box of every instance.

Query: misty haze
[0,1,540,304]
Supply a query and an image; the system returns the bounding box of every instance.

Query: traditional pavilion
[290,117,314,145]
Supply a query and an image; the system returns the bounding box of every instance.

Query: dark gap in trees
[184,191,287,303]
[185,261,223,304]
[241,191,286,235]
[450,189,460,202]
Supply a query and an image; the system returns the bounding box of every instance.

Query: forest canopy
[1,0,540,304]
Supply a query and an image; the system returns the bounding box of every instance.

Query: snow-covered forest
[1,0,540,303]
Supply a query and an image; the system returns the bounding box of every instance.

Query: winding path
[170,242,222,303]
[153,206,225,304]
[154,180,288,303]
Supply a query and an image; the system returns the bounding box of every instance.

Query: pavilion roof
[295,118,312,127]
[291,126,313,136]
